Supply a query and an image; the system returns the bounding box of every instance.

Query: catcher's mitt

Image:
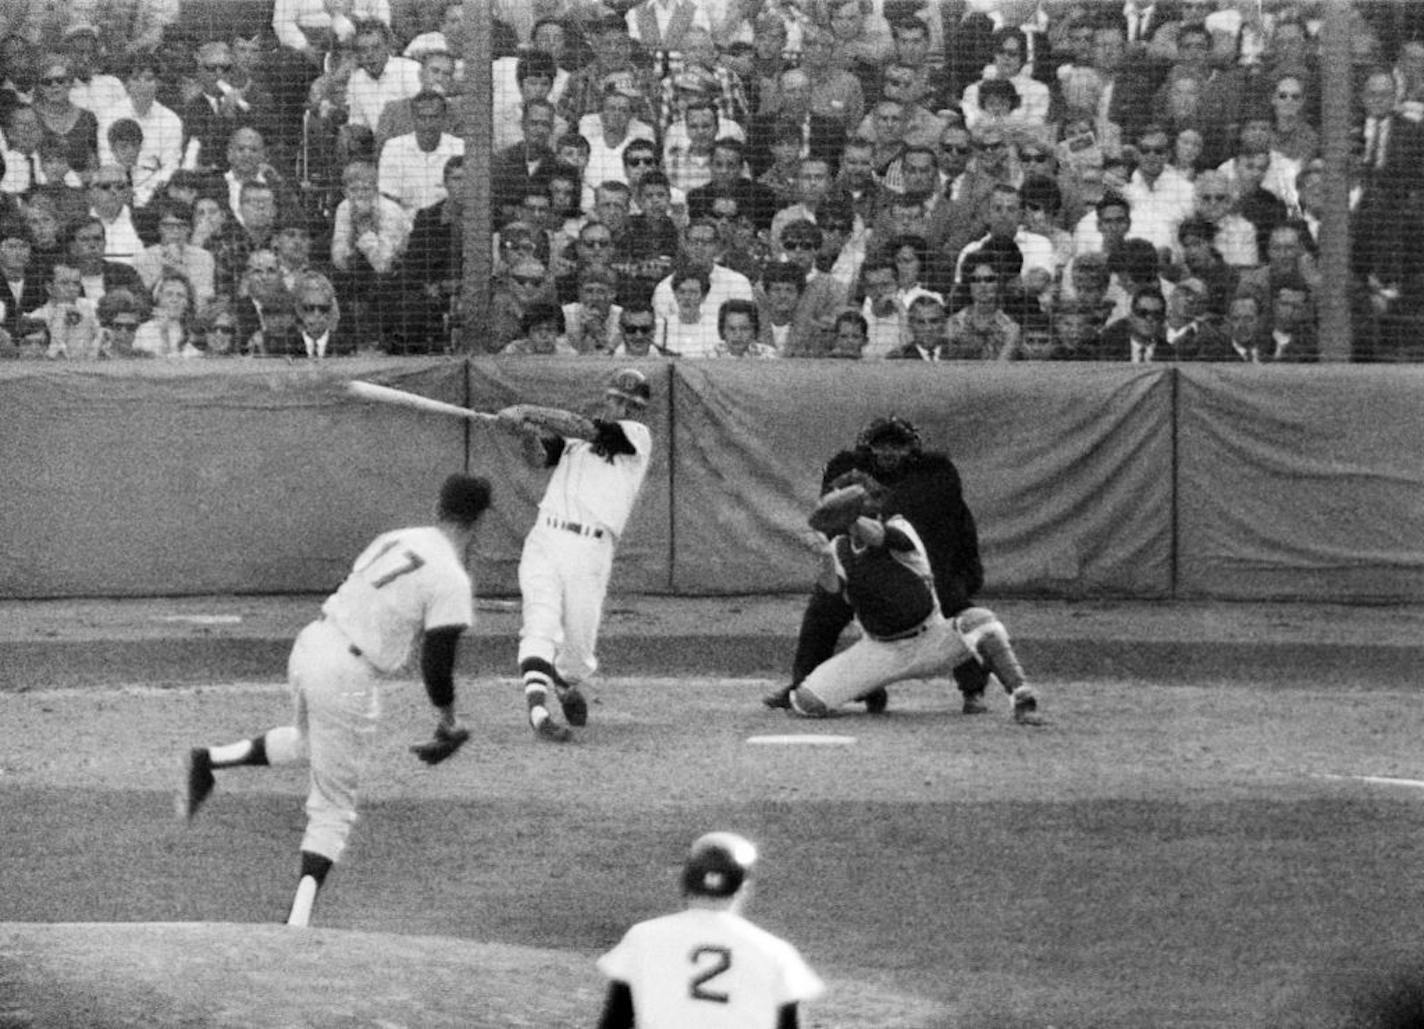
[809,483,869,537]
[410,723,471,765]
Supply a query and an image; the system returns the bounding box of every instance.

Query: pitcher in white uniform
[495,368,653,742]
[178,474,492,927]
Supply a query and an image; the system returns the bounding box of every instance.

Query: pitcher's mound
[0,922,949,1028]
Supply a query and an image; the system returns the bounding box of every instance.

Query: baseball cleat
[179,747,215,822]
[761,686,793,710]
[860,687,889,714]
[557,685,589,727]
[532,717,572,743]
[962,691,989,715]
[1011,686,1044,726]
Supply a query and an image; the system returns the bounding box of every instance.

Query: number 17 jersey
[597,907,824,1029]
[320,526,474,674]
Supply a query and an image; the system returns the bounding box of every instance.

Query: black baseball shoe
[179,747,215,822]
[762,686,793,710]
[1011,686,1045,726]
[962,691,989,715]
[860,687,889,714]
[557,685,589,727]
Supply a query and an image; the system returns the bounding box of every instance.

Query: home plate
[746,735,857,746]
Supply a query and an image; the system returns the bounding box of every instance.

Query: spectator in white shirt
[377,90,465,215]
[86,164,143,265]
[273,0,392,57]
[656,264,722,357]
[1122,123,1196,257]
[578,82,657,189]
[962,28,1051,131]
[99,53,183,207]
[61,24,127,122]
[0,105,44,197]
[345,19,422,133]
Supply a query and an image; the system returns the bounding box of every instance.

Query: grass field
[3,673,1424,1027]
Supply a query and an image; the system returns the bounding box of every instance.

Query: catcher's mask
[857,415,922,451]
[681,831,757,898]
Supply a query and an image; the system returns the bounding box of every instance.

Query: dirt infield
[4,658,1424,1027]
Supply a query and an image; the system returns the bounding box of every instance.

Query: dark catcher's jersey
[831,516,937,639]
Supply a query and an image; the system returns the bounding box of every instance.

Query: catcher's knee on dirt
[954,607,1026,692]
[788,686,832,718]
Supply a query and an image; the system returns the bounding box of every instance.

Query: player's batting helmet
[682,831,757,898]
[857,415,922,451]
[606,367,651,407]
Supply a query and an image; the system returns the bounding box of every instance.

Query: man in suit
[63,218,146,306]
[400,154,465,352]
[492,99,559,226]
[1356,68,1424,206]
[1262,276,1318,363]
[181,42,253,174]
[1092,285,1171,361]
[745,68,847,178]
[0,218,48,340]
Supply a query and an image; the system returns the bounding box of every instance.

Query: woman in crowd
[657,265,719,358]
[31,54,98,175]
[1265,73,1319,164]
[132,272,202,358]
[942,248,1023,361]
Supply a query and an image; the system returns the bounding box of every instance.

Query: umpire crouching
[765,415,991,712]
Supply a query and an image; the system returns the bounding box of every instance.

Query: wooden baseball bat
[346,380,498,423]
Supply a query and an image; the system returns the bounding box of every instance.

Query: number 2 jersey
[597,907,824,1029]
[320,526,474,674]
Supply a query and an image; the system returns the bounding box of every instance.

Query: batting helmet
[681,831,757,898]
[606,367,651,407]
[857,415,922,451]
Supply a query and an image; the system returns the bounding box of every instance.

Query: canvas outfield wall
[0,360,470,598]
[1174,364,1424,601]
[3,361,1420,601]
[667,362,1175,596]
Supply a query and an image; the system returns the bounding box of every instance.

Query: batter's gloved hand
[410,722,471,765]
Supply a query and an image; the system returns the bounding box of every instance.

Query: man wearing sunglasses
[1093,285,1171,362]
[1123,123,1195,255]
[180,42,252,174]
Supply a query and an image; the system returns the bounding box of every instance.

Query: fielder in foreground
[596,832,824,1029]
[177,474,492,927]
[494,368,653,742]
[787,473,1044,724]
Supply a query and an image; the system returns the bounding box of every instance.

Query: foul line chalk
[157,615,244,625]
[746,735,857,746]
[1314,773,1424,789]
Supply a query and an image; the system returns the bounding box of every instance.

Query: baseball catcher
[787,478,1043,724]
[766,415,992,714]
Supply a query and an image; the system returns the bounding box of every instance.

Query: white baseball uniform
[288,525,473,862]
[597,907,824,1029]
[517,419,652,685]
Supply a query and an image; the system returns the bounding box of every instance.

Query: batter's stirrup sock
[521,658,557,726]
[208,734,270,768]
[287,851,333,928]
[977,635,1026,693]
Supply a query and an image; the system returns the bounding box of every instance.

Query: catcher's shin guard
[954,607,1026,692]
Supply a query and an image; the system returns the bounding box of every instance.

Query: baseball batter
[178,474,491,927]
[596,831,824,1029]
[496,368,653,742]
[787,476,1044,724]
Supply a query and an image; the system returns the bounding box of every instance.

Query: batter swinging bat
[346,380,499,423]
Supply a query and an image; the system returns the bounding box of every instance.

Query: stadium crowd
[0,0,1421,361]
